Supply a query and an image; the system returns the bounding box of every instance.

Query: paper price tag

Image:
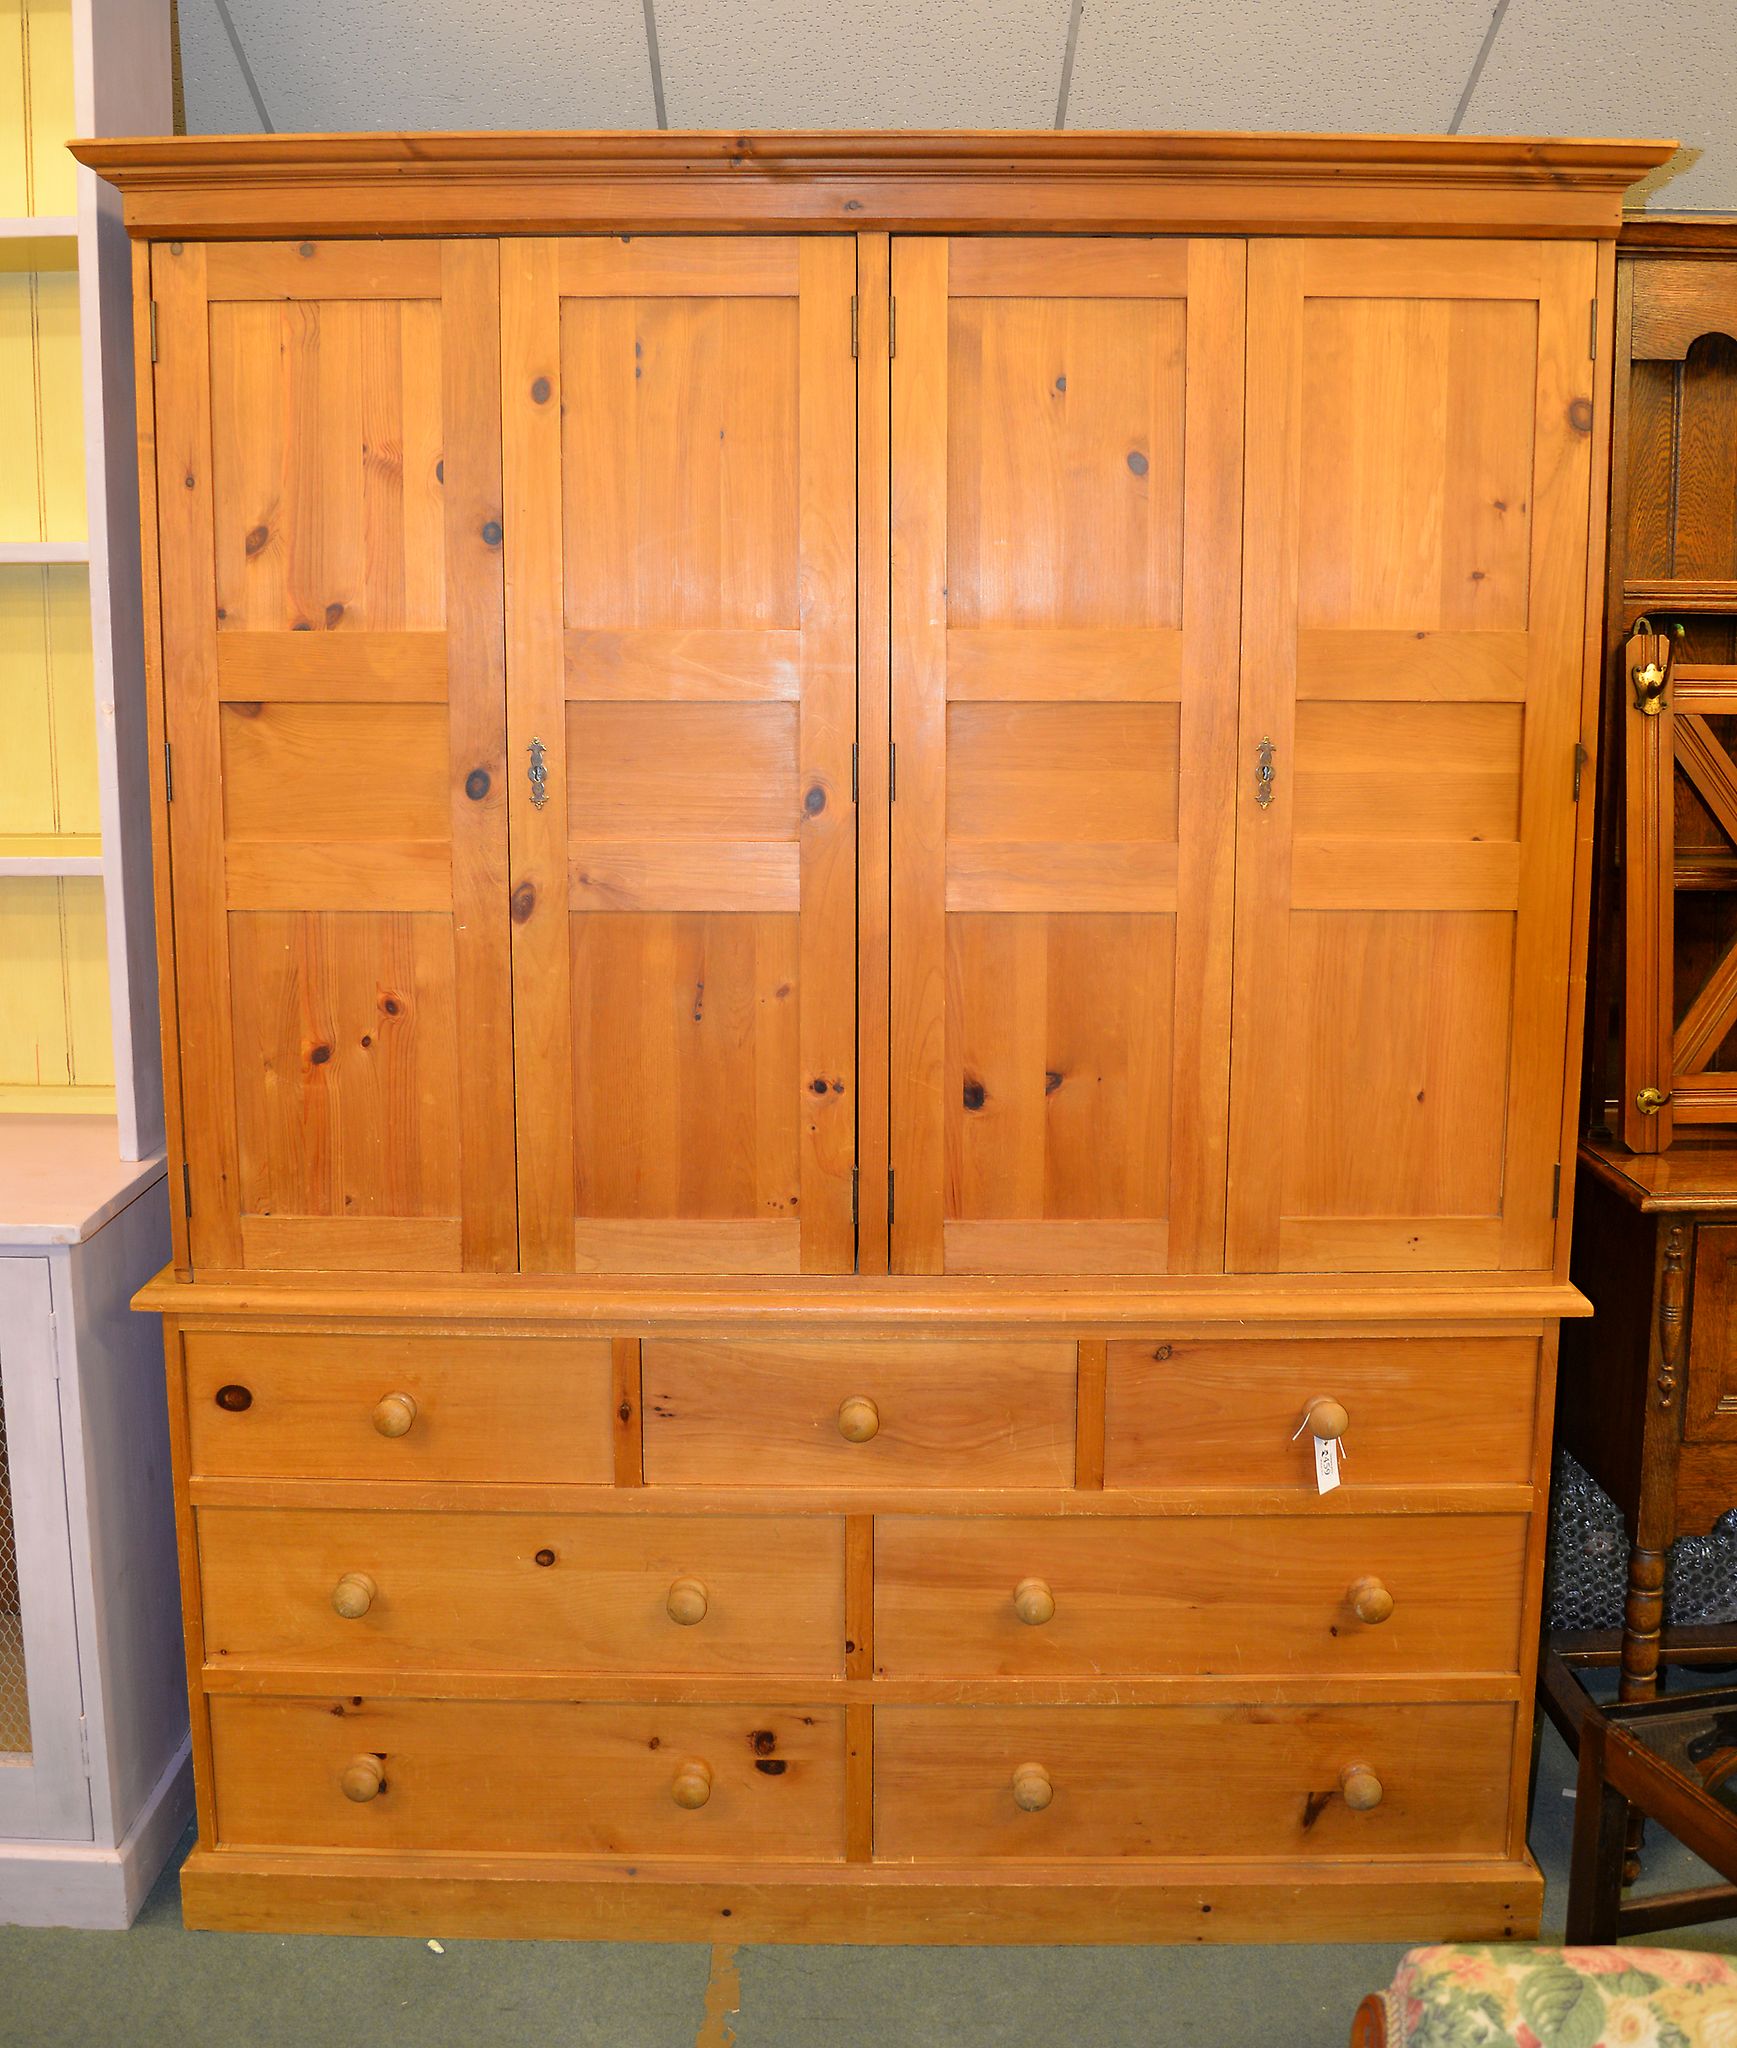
[1313,1434,1341,1494]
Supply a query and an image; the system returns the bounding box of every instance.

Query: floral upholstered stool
[1350,1945,1737,2047]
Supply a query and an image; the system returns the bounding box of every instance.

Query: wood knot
[464,768,491,801]
[531,376,552,404]
[511,880,537,924]
[244,524,269,555]
[1567,396,1594,434]
[962,1078,987,1111]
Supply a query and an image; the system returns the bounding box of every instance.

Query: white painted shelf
[0,541,90,564]
[0,215,77,269]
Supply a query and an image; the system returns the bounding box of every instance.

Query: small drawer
[198,1509,843,1677]
[642,1340,1076,1488]
[1104,1336,1538,1490]
[183,1331,613,1484]
[873,1702,1514,1863]
[209,1696,845,1859]
[873,1513,1527,1679]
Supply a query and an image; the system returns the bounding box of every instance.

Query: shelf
[0,542,90,565]
[1625,580,1737,619]
[0,215,78,271]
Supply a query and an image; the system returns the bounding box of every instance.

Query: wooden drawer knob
[671,1759,713,1809]
[667,1577,709,1627]
[1305,1396,1349,1441]
[1349,1575,1394,1625]
[331,1571,378,1620]
[1341,1763,1383,1812]
[1012,1763,1053,1813]
[1013,1577,1055,1627]
[340,1754,385,1803]
[837,1395,880,1443]
[372,1392,418,1439]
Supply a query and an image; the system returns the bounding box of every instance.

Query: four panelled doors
[152,232,1596,1277]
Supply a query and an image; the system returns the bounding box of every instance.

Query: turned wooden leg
[1618,1543,1667,1880]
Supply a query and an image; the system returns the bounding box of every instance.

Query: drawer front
[1105,1336,1538,1489]
[184,1331,613,1484]
[199,1509,843,1676]
[874,1702,1513,1862]
[210,1697,845,1859]
[873,1514,1527,1679]
[642,1340,1076,1488]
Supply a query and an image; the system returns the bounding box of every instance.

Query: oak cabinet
[81,128,1664,1945]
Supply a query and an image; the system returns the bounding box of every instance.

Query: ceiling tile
[656,0,1068,128]
[1067,0,1494,132]
[1461,0,1733,211]
[179,0,268,133]
[209,0,655,132]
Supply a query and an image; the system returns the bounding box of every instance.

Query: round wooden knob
[837,1395,880,1443]
[331,1571,377,1620]
[1012,1763,1053,1813]
[1013,1577,1056,1627]
[1306,1396,1349,1441]
[372,1392,418,1439]
[1349,1575,1394,1625]
[1341,1763,1383,1812]
[340,1754,385,1803]
[671,1759,713,1809]
[667,1577,709,1627]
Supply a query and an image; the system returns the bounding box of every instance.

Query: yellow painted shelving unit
[0,0,161,1139]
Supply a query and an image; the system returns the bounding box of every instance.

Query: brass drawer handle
[1013,1578,1055,1627]
[341,1754,385,1803]
[837,1395,880,1443]
[667,1577,709,1627]
[1012,1762,1053,1812]
[331,1572,378,1620]
[671,1759,713,1809]
[1341,1763,1383,1812]
[372,1392,418,1439]
[1348,1576,1393,1625]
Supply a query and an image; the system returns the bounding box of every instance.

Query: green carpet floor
[3,1715,1736,2048]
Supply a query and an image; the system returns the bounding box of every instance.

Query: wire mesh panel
[0,1382,29,1756]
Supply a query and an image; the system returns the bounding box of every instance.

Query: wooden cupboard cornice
[71,129,1676,240]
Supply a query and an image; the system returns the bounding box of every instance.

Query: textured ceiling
[174,0,1727,210]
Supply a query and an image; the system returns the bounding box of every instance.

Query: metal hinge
[1573,741,1588,801]
[889,296,896,359]
[163,740,173,801]
[850,295,858,359]
[851,742,858,802]
[1552,1162,1562,1219]
[851,1166,858,1228]
[78,1717,91,1777]
[149,300,158,364]
[181,1162,193,1217]
[1590,297,1598,360]
[45,1309,61,1380]
[889,743,897,800]
[887,1170,895,1229]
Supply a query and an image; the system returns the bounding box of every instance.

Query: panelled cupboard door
[889,238,1245,1276]
[151,240,515,1274]
[502,238,856,1275]
[1227,239,1598,1274]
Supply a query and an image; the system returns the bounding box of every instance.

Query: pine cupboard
[77,130,1670,1945]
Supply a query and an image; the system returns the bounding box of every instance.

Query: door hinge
[851,1166,858,1228]
[1590,297,1598,360]
[889,742,897,801]
[850,295,858,359]
[45,1309,61,1380]
[1573,740,1588,801]
[887,1170,895,1229]
[149,299,158,364]
[889,296,896,359]
[163,739,173,801]
[181,1162,193,1218]
[78,1716,91,1777]
[851,742,858,802]
[1552,1162,1562,1219]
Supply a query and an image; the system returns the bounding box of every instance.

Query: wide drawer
[198,1509,843,1676]
[183,1331,613,1484]
[874,1702,1514,1862]
[209,1697,846,1859]
[873,1513,1527,1678]
[642,1340,1076,1487]
[1104,1336,1539,1489]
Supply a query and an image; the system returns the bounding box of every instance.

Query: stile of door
[1227,239,1597,1273]
[889,237,1245,1276]
[501,237,857,1276]
[150,239,516,1275]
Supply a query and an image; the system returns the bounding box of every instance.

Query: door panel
[152,240,514,1273]
[890,237,1245,1275]
[503,238,855,1275]
[1227,239,1596,1273]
